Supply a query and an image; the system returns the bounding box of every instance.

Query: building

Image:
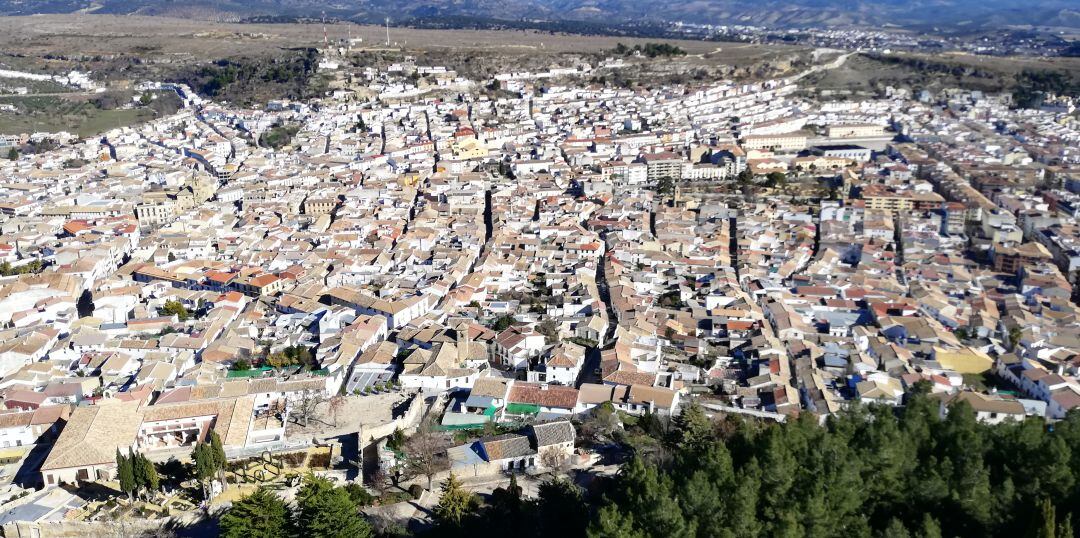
[742,132,808,152]
[817,144,872,162]
[641,152,687,181]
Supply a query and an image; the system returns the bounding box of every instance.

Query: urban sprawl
[0,42,1079,535]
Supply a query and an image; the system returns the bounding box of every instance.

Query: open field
[0,14,798,60]
[802,51,1080,98]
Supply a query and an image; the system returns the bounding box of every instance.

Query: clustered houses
[0,46,1077,497]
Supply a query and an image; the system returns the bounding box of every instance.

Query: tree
[537,318,560,343]
[1030,498,1057,538]
[158,299,190,321]
[1008,326,1024,350]
[387,427,406,452]
[402,417,449,489]
[192,442,216,499]
[328,395,346,428]
[209,430,228,490]
[117,449,136,499]
[434,473,476,528]
[219,487,292,538]
[133,452,160,498]
[668,402,713,453]
[492,314,516,332]
[765,171,787,188]
[292,391,328,427]
[296,475,372,538]
[537,479,588,537]
[657,176,676,197]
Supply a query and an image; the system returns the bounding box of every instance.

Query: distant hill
[0,0,1077,31]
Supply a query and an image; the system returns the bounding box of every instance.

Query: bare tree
[369,467,391,496]
[328,395,346,428]
[402,415,450,490]
[540,447,569,470]
[291,390,328,427]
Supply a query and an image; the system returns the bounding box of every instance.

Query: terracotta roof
[508,382,578,409]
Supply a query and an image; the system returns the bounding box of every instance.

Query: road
[788,51,856,83]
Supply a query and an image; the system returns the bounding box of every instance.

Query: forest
[428,384,1080,538]
[218,383,1080,537]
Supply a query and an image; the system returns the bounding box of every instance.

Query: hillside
[0,0,1078,31]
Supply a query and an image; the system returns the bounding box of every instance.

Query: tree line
[216,385,1080,537]
[421,384,1080,538]
[586,386,1080,538]
[220,474,372,538]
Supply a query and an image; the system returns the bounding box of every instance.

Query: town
[0,24,1079,538]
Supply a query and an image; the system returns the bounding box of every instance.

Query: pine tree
[1031,498,1057,538]
[668,402,713,453]
[116,448,135,499]
[882,518,912,538]
[295,474,372,538]
[537,478,588,538]
[1058,513,1074,538]
[434,473,475,528]
[219,487,292,538]
[588,504,645,538]
[920,514,943,538]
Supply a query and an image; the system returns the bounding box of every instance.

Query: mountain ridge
[0,0,1077,31]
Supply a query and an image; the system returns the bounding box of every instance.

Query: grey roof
[531,420,575,447]
[463,394,496,409]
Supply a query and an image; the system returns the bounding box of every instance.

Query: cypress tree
[134,453,159,496]
[116,448,135,499]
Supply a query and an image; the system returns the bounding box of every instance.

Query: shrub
[308,452,331,469]
[408,484,424,499]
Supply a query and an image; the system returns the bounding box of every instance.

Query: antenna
[385,17,390,47]
[322,11,328,47]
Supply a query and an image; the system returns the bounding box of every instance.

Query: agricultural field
[0,91,179,137]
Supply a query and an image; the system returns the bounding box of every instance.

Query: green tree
[435,473,476,528]
[1029,498,1057,538]
[6,148,16,161]
[492,314,516,332]
[116,448,136,499]
[536,478,588,537]
[209,430,228,490]
[219,487,292,538]
[158,299,191,321]
[657,176,676,197]
[295,475,372,538]
[920,514,943,538]
[192,441,216,499]
[588,504,646,538]
[668,402,713,453]
[134,452,160,497]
